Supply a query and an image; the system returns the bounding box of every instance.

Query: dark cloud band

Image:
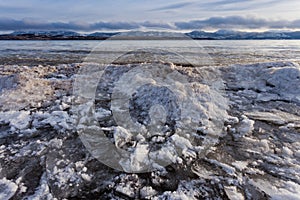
[0,16,300,31]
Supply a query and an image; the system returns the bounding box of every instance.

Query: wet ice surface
[1,40,300,66]
[0,61,299,199]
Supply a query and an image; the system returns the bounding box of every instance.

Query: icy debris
[114,174,140,199]
[1,62,300,199]
[80,173,92,182]
[236,115,255,137]
[50,164,81,188]
[0,74,18,92]
[32,111,72,131]
[75,63,229,172]
[94,108,111,121]
[59,102,70,110]
[171,134,194,150]
[48,138,63,149]
[226,61,300,104]
[74,161,85,171]
[115,184,136,198]
[191,164,214,179]
[250,179,300,200]
[153,191,196,200]
[0,111,31,130]
[243,137,270,153]
[0,178,18,200]
[232,161,248,171]
[153,179,224,200]
[140,186,157,199]
[258,139,270,152]
[148,144,179,166]
[245,110,300,126]
[282,146,293,156]
[113,126,133,150]
[225,116,239,125]
[207,159,236,175]
[123,143,150,172]
[224,186,244,200]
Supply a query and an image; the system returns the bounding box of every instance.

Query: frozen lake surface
[0,40,300,66]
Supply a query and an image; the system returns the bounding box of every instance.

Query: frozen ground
[0,61,299,199]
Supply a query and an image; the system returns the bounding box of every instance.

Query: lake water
[0,40,300,66]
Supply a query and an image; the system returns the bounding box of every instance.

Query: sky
[0,0,300,32]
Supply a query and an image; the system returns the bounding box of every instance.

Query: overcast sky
[0,0,300,32]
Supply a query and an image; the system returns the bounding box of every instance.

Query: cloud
[0,18,141,31]
[150,2,193,11]
[140,21,174,29]
[0,18,174,31]
[174,16,300,29]
[0,16,300,32]
[198,0,282,11]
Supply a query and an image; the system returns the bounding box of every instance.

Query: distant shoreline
[1,37,300,40]
[1,30,300,40]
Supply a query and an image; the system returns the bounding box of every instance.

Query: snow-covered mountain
[1,30,300,39]
[10,31,82,37]
[186,30,300,39]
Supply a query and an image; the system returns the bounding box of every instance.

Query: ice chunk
[0,111,31,130]
[237,115,255,136]
[250,179,300,200]
[0,75,18,92]
[224,186,244,200]
[232,161,248,171]
[0,178,18,200]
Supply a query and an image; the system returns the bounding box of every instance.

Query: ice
[0,75,18,92]
[232,161,248,171]
[236,115,255,137]
[0,178,18,200]
[115,184,136,198]
[207,159,236,175]
[32,111,72,132]
[80,173,92,182]
[0,111,31,131]
[224,186,244,200]
[282,146,293,156]
[0,61,299,199]
[250,179,300,200]
[245,110,300,126]
[140,186,157,199]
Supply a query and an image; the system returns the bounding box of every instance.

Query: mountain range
[0,30,300,40]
